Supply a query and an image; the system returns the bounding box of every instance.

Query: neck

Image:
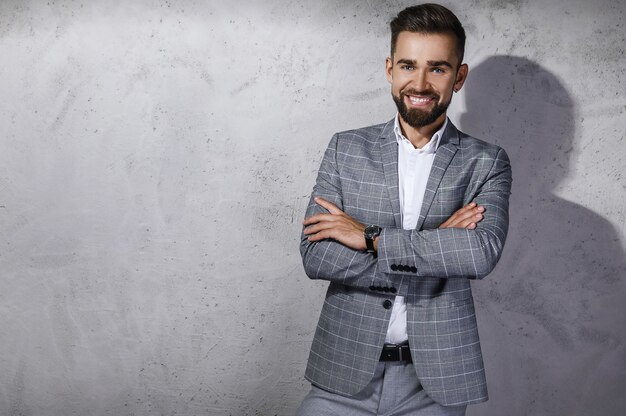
[398,113,446,149]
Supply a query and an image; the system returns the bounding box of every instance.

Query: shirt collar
[393,114,448,154]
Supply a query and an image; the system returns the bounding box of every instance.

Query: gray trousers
[296,361,467,416]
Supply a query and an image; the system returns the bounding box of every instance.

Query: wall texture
[0,0,624,415]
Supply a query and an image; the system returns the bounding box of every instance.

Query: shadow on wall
[459,56,626,416]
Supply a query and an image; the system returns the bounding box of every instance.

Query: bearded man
[297,3,512,415]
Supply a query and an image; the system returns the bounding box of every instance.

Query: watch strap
[364,225,381,253]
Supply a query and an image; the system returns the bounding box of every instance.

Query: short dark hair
[390,4,466,65]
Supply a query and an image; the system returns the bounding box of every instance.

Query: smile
[409,96,431,103]
[406,95,434,107]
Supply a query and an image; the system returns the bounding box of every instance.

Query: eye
[400,65,415,71]
[432,67,446,74]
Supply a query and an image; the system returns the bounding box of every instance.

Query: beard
[392,89,451,129]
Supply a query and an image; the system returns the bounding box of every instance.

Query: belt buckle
[382,343,400,361]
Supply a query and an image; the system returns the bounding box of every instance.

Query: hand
[303,197,367,250]
[439,202,484,230]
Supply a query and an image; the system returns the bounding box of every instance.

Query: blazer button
[410,266,417,274]
[390,287,397,294]
[383,300,393,309]
[369,285,377,291]
[391,264,398,271]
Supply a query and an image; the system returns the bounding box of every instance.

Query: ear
[385,57,393,84]
[453,63,469,92]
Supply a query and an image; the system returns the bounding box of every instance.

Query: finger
[440,210,484,229]
[458,209,484,223]
[454,203,483,218]
[303,221,340,235]
[314,197,343,215]
[454,202,477,215]
[307,231,330,242]
[458,214,483,228]
[457,212,484,227]
[456,205,484,220]
[306,227,339,242]
[303,213,338,226]
[443,203,479,224]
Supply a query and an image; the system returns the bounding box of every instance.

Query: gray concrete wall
[1,0,624,415]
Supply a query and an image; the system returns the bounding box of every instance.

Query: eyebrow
[427,60,454,68]
[396,58,454,68]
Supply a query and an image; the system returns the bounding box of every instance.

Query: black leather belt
[379,343,412,363]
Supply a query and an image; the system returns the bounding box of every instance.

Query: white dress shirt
[384,115,448,344]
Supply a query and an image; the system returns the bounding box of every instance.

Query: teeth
[409,96,430,104]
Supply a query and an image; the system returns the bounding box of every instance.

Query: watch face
[365,225,381,237]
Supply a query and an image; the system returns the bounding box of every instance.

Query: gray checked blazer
[300,118,512,406]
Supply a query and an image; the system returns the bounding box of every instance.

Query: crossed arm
[303,198,486,251]
[299,135,511,290]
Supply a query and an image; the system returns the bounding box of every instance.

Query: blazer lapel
[415,121,460,230]
[379,120,402,228]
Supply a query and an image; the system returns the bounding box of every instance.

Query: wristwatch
[364,225,382,253]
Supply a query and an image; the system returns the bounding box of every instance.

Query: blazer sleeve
[299,133,383,291]
[377,147,512,279]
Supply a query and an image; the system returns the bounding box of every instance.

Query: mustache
[400,89,439,99]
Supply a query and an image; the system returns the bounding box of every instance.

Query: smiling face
[386,31,468,131]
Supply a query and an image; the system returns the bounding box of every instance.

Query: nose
[409,69,429,92]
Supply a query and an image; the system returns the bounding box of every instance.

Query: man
[297,3,511,416]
